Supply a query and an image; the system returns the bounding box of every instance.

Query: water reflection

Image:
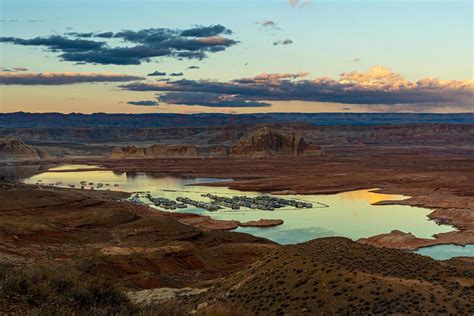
[0,164,56,181]
[415,244,474,260]
[20,164,455,246]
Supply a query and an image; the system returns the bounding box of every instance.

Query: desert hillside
[184,238,474,315]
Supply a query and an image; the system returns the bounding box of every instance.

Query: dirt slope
[0,182,276,289]
[184,238,474,315]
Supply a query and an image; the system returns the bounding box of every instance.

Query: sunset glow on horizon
[1,0,472,114]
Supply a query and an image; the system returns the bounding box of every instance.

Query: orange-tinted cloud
[122,66,473,108]
[0,72,144,85]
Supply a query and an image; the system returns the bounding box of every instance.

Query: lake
[414,244,474,260]
[20,164,469,259]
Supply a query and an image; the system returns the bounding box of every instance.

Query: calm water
[20,164,457,248]
[414,244,474,260]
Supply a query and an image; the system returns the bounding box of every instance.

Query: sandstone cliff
[0,138,43,161]
[111,144,198,159]
[231,127,322,157]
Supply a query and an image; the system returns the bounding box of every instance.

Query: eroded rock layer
[0,138,42,161]
[231,127,322,157]
[112,144,198,159]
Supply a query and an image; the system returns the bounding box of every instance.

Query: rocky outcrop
[0,138,43,161]
[357,230,431,250]
[111,145,145,159]
[127,288,207,305]
[172,214,240,231]
[111,144,198,159]
[239,219,284,227]
[303,143,323,156]
[231,127,322,157]
[357,228,474,251]
[209,146,229,157]
[145,144,198,158]
[173,213,285,231]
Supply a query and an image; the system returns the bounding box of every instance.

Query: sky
[0,0,472,114]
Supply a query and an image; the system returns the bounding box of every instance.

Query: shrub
[0,265,133,315]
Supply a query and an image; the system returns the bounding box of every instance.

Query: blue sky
[0,0,472,113]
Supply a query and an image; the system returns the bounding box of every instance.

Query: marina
[21,164,456,249]
[129,192,317,212]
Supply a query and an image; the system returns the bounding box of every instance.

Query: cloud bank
[121,66,473,108]
[0,72,144,85]
[0,25,237,65]
[147,71,167,76]
[158,92,271,107]
[127,100,158,106]
[273,39,293,46]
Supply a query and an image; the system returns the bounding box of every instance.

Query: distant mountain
[1,112,473,128]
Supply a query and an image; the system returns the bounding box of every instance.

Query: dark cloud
[66,32,94,38]
[259,20,280,31]
[0,72,144,85]
[169,72,184,77]
[174,51,206,60]
[12,67,28,71]
[121,66,474,107]
[112,28,236,51]
[60,46,172,65]
[0,35,105,52]
[158,92,271,107]
[127,100,158,106]
[273,39,293,45]
[147,71,167,76]
[1,67,29,72]
[0,25,237,65]
[95,32,114,38]
[180,25,231,37]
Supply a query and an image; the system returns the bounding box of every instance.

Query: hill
[183,238,474,315]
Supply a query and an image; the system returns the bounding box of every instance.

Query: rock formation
[111,145,145,159]
[145,144,198,158]
[239,219,284,227]
[303,143,323,156]
[0,137,44,161]
[111,144,198,159]
[231,127,322,157]
[357,230,431,250]
[209,146,229,157]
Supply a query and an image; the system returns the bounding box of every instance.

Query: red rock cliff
[231,127,322,157]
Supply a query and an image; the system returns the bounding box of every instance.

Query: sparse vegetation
[0,265,133,315]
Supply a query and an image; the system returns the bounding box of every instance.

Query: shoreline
[7,157,473,252]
